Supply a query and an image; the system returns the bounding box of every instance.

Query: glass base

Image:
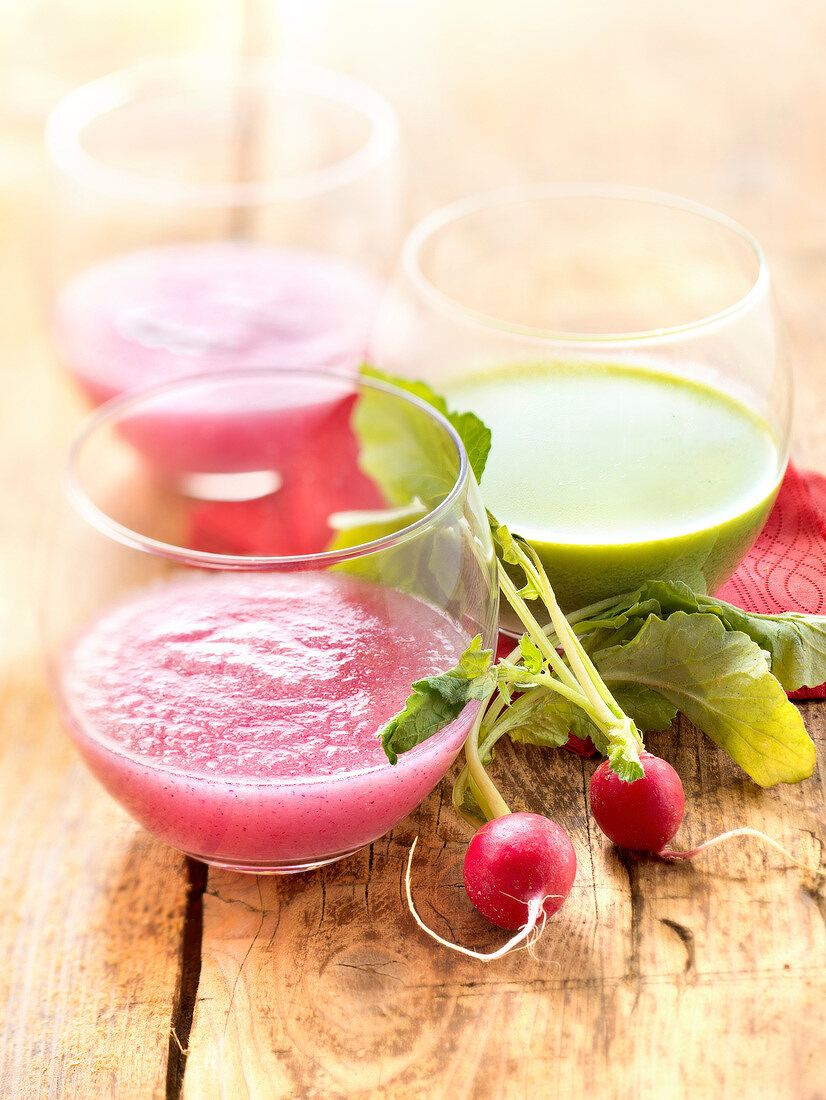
[182,845,364,875]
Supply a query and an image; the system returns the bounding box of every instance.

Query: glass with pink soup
[43,370,499,873]
[46,57,401,414]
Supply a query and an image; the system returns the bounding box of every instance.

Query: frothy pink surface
[58,571,473,868]
[55,242,382,404]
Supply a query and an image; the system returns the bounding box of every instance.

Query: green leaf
[457,635,496,679]
[590,579,826,693]
[596,612,817,786]
[352,377,458,510]
[445,409,492,482]
[518,633,544,674]
[496,660,540,689]
[329,368,466,565]
[609,681,678,732]
[360,365,447,411]
[492,524,542,600]
[380,636,496,764]
[494,523,522,567]
[326,498,429,550]
[630,579,704,615]
[692,597,826,692]
[361,365,491,483]
[502,689,599,749]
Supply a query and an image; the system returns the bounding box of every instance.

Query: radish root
[659,826,824,874]
[405,838,553,960]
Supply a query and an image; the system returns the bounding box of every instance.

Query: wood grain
[0,47,192,1099]
[182,712,825,1100]
[0,671,192,1099]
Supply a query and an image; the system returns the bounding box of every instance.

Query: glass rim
[402,181,770,344]
[45,56,400,207]
[63,366,471,569]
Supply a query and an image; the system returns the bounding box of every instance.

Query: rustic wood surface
[1,3,825,1098]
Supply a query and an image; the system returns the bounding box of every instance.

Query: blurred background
[4,0,823,214]
[2,0,826,660]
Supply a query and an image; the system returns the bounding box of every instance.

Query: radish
[405,813,576,960]
[589,750,685,853]
[396,526,641,958]
[589,750,820,870]
[463,812,577,929]
[404,695,578,960]
[389,524,820,958]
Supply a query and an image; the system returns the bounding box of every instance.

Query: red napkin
[499,462,826,756]
[717,463,826,700]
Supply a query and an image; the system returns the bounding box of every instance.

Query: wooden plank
[184,711,825,1099]
[181,749,624,1098]
[0,671,192,1099]
[0,59,195,1098]
[633,715,826,982]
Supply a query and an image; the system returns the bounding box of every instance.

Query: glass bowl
[373,183,791,615]
[43,370,498,873]
[46,57,402,405]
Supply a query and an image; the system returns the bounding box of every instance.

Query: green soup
[445,362,782,611]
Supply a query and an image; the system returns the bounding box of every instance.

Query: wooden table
[1,3,825,1097]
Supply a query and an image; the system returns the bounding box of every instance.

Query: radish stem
[464,698,511,820]
[521,541,621,725]
[498,567,581,695]
[494,529,644,777]
[451,767,486,829]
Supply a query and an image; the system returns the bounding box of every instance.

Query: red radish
[589,752,820,870]
[405,813,576,959]
[589,751,685,853]
[463,813,577,930]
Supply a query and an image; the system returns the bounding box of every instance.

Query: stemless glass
[373,183,791,613]
[43,370,498,873]
[45,57,401,406]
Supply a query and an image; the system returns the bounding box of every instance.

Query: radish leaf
[351,381,458,510]
[609,682,677,732]
[361,365,491,482]
[687,598,826,692]
[580,579,826,692]
[519,634,544,674]
[380,636,496,764]
[498,690,596,748]
[595,612,817,786]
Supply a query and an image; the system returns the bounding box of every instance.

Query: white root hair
[661,826,823,873]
